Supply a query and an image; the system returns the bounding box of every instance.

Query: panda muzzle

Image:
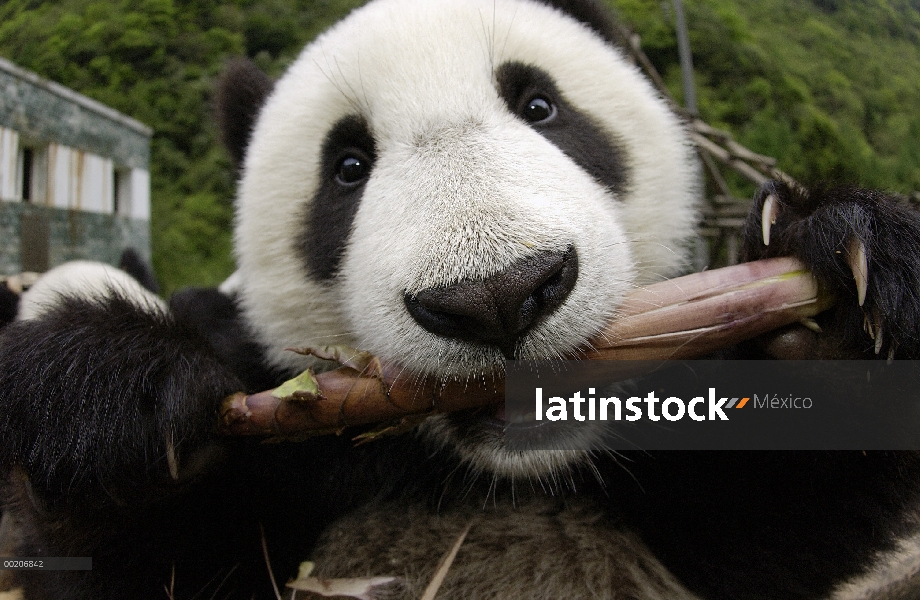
[403,247,579,359]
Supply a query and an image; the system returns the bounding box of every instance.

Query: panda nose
[404,247,578,358]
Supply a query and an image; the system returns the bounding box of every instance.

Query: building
[0,56,152,277]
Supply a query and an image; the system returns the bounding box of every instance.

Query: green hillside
[1,0,918,293]
[618,0,920,192]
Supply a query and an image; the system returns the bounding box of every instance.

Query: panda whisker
[633,269,687,284]
[439,458,472,505]
[460,464,481,491]
[583,451,608,492]
[476,7,495,74]
[527,475,539,496]
[458,469,485,504]
[606,236,691,266]
[604,448,646,495]
[164,564,176,600]
[312,52,361,114]
[497,3,517,66]
[304,333,360,345]
[608,280,656,294]
[206,564,242,600]
[546,467,559,496]
[333,55,368,115]
[483,473,499,509]
[185,563,238,600]
[356,58,372,117]
[491,0,497,72]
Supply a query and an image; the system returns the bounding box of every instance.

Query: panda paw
[0,291,242,507]
[740,180,920,359]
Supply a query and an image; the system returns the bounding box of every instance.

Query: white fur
[830,533,920,600]
[218,269,243,296]
[18,261,165,321]
[235,0,700,378]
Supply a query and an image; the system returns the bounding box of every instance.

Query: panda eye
[335,153,371,186]
[522,96,556,124]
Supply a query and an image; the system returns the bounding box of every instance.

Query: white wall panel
[78,154,112,213]
[0,127,20,201]
[48,143,71,210]
[46,145,114,213]
[129,168,150,220]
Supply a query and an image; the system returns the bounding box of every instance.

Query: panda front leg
[739,180,920,359]
[0,263,272,599]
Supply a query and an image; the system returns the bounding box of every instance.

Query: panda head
[225,0,699,477]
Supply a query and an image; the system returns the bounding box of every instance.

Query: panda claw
[762,194,779,246]
[799,317,822,333]
[863,314,875,340]
[848,238,868,306]
[166,435,179,481]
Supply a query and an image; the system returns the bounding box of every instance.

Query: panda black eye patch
[495,61,629,196]
[298,115,376,280]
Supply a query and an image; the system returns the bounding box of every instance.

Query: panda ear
[213,58,274,169]
[536,0,628,48]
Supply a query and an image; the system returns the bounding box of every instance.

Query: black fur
[0,290,334,599]
[614,451,920,600]
[0,293,241,496]
[169,287,282,392]
[299,115,376,280]
[496,62,630,196]
[213,58,274,168]
[118,248,159,294]
[0,284,18,328]
[537,0,629,48]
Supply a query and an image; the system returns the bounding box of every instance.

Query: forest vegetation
[1,0,918,293]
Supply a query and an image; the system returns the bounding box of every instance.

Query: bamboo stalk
[219,257,830,438]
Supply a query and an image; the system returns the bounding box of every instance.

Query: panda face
[235,0,699,475]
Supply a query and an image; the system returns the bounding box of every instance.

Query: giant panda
[3,0,920,599]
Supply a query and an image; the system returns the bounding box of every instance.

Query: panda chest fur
[308,495,699,600]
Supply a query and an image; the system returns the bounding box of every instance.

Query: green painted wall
[0,58,150,169]
[0,200,150,275]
